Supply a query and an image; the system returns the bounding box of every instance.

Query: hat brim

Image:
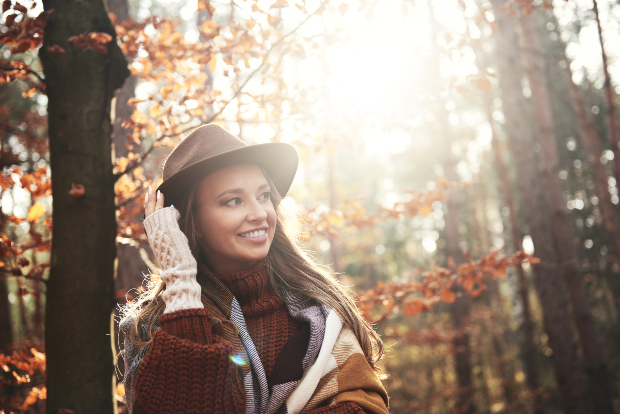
[157,142,298,207]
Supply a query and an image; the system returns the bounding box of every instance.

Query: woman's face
[194,162,277,274]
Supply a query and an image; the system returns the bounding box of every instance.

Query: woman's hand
[144,185,165,218]
[142,185,203,313]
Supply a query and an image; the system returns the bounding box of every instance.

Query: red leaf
[46,44,66,55]
[5,13,17,26]
[13,2,26,13]
[69,183,85,198]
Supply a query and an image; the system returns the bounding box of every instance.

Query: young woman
[120,124,388,414]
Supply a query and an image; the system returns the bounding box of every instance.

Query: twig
[0,64,46,83]
[115,0,328,182]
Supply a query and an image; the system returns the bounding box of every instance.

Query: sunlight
[325,1,428,112]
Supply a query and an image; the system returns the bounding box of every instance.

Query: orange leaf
[474,76,492,91]
[439,289,456,303]
[27,203,45,222]
[69,183,85,198]
[403,298,425,316]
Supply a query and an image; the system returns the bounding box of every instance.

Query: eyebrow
[216,183,270,200]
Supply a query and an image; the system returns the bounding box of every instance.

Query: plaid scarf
[120,261,388,414]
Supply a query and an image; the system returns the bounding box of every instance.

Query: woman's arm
[143,200,203,314]
[125,189,245,413]
[133,308,245,414]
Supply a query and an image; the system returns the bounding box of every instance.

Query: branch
[0,64,46,83]
[0,270,48,285]
[115,0,328,182]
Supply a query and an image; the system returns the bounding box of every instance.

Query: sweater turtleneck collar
[214,259,283,317]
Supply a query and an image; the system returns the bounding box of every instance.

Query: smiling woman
[119,124,388,414]
[193,164,277,273]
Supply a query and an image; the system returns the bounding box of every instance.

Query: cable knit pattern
[143,206,203,313]
[215,260,301,382]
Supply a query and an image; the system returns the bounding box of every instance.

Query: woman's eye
[225,197,242,207]
[259,191,271,200]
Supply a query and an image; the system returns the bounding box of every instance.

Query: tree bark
[518,12,614,414]
[427,2,475,413]
[40,0,129,411]
[0,276,12,351]
[559,44,620,260]
[490,1,591,413]
[592,0,620,181]
[471,40,542,406]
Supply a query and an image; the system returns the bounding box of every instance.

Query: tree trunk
[560,44,620,260]
[470,40,542,407]
[40,0,129,411]
[490,1,591,413]
[519,13,614,414]
[0,276,12,351]
[592,0,620,181]
[427,2,475,413]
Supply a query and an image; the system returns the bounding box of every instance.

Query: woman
[120,124,389,414]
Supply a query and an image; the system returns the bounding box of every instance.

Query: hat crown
[162,124,247,181]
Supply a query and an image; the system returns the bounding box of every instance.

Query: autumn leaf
[439,289,456,303]
[267,14,282,27]
[474,76,492,91]
[69,183,85,198]
[403,298,426,316]
[13,2,27,14]
[197,0,215,15]
[26,204,45,222]
[46,44,66,55]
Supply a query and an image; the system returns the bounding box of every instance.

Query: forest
[0,0,619,412]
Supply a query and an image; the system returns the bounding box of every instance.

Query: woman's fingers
[156,189,164,211]
[145,186,155,218]
[144,186,165,218]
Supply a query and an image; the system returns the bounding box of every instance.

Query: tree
[40,0,129,412]
[489,1,591,413]
[518,8,613,414]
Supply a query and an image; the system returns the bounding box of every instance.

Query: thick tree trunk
[40,0,129,411]
[471,41,542,406]
[427,2,474,413]
[490,1,591,413]
[592,0,620,181]
[519,12,614,414]
[0,276,12,351]
[559,47,620,260]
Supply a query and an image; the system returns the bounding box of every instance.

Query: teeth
[240,229,266,238]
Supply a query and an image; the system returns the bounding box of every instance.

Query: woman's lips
[238,228,268,243]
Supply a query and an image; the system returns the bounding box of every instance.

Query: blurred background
[1,0,620,412]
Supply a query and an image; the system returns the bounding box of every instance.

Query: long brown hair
[122,165,384,369]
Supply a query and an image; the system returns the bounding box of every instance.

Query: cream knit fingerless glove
[143,206,204,314]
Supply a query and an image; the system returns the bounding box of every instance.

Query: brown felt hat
[157,123,298,207]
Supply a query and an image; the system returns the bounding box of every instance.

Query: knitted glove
[143,206,204,314]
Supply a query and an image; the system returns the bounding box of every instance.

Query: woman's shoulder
[118,300,160,336]
[118,315,135,335]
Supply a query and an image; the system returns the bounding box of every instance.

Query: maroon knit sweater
[130,261,366,414]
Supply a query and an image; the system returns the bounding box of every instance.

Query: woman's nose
[247,198,268,221]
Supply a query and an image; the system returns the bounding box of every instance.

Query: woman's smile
[238,227,268,243]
